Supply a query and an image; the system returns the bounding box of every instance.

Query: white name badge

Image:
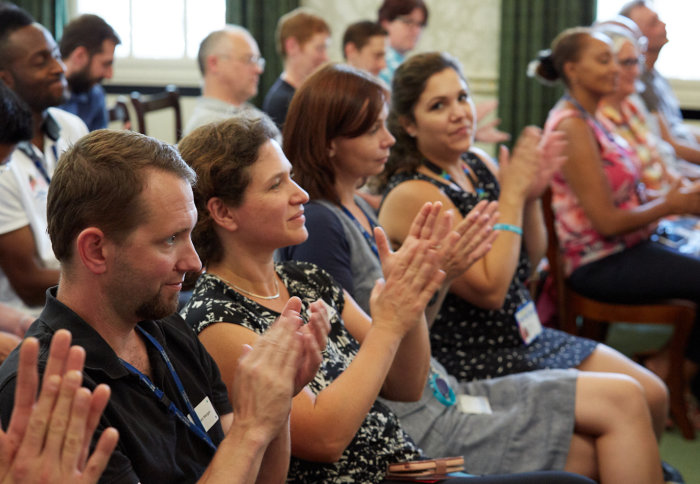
[458,395,493,414]
[191,396,219,432]
[515,300,543,345]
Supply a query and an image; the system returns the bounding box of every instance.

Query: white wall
[301,0,501,101]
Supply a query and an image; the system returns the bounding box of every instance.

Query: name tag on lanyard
[515,300,542,345]
[191,396,219,432]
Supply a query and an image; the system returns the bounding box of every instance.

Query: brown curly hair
[378,51,466,190]
[178,115,279,266]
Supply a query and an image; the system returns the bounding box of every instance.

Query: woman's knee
[579,345,669,408]
[604,374,648,413]
[576,373,649,428]
[638,370,669,410]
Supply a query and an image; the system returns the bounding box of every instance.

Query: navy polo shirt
[0,287,233,483]
[262,76,295,130]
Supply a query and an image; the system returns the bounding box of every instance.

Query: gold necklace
[220,274,280,300]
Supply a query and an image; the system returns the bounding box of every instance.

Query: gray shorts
[381,362,577,475]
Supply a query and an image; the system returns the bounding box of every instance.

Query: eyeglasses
[396,15,425,28]
[240,55,265,70]
[618,56,644,68]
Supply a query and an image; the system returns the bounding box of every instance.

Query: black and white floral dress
[180,261,422,483]
[384,153,598,383]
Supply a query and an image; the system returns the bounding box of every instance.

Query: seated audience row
[277,62,667,482]
[178,113,596,483]
[0,1,696,483]
[0,121,594,483]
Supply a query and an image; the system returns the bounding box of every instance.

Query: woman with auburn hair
[280,62,666,484]
[178,113,598,484]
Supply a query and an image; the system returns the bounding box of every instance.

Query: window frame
[69,0,214,88]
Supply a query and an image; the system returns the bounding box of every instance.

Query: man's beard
[67,66,99,94]
[134,289,180,321]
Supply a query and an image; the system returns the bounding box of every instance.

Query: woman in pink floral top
[545,106,653,275]
[534,26,700,411]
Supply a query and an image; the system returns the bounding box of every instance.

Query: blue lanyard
[423,158,486,199]
[340,204,379,259]
[120,326,217,451]
[16,141,54,185]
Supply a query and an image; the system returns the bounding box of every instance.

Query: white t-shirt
[0,108,87,315]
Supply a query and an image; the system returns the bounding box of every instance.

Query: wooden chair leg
[580,319,609,341]
[561,307,578,335]
[666,318,695,439]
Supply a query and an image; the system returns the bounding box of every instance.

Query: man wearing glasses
[377,0,428,85]
[184,26,267,136]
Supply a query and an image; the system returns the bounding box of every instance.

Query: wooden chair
[107,96,131,129]
[542,188,696,440]
[130,84,182,141]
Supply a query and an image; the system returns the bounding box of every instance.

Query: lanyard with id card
[514,287,542,345]
[120,326,219,451]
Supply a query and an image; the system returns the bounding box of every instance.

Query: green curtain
[497,0,595,146]
[226,0,299,108]
[12,0,68,39]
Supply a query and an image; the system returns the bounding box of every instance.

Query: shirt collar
[33,287,166,380]
[41,111,61,142]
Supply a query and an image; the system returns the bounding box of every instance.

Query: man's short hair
[59,14,120,58]
[0,3,34,68]
[377,0,428,25]
[342,21,387,59]
[619,0,650,18]
[47,130,196,263]
[275,8,329,59]
[0,80,32,144]
[196,25,249,76]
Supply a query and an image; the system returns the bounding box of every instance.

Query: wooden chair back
[130,84,182,141]
[107,96,131,129]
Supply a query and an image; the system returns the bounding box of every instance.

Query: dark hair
[377,0,428,26]
[619,0,649,18]
[0,3,34,68]
[178,115,279,266]
[0,80,32,144]
[48,130,195,263]
[378,52,465,189]
[342,20,387,59]
[59,14,120,58]
[530,26,592,86]
[282,63,388,204]
[276,8,330,59]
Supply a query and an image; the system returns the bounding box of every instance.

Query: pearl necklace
[221,275,280,300]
